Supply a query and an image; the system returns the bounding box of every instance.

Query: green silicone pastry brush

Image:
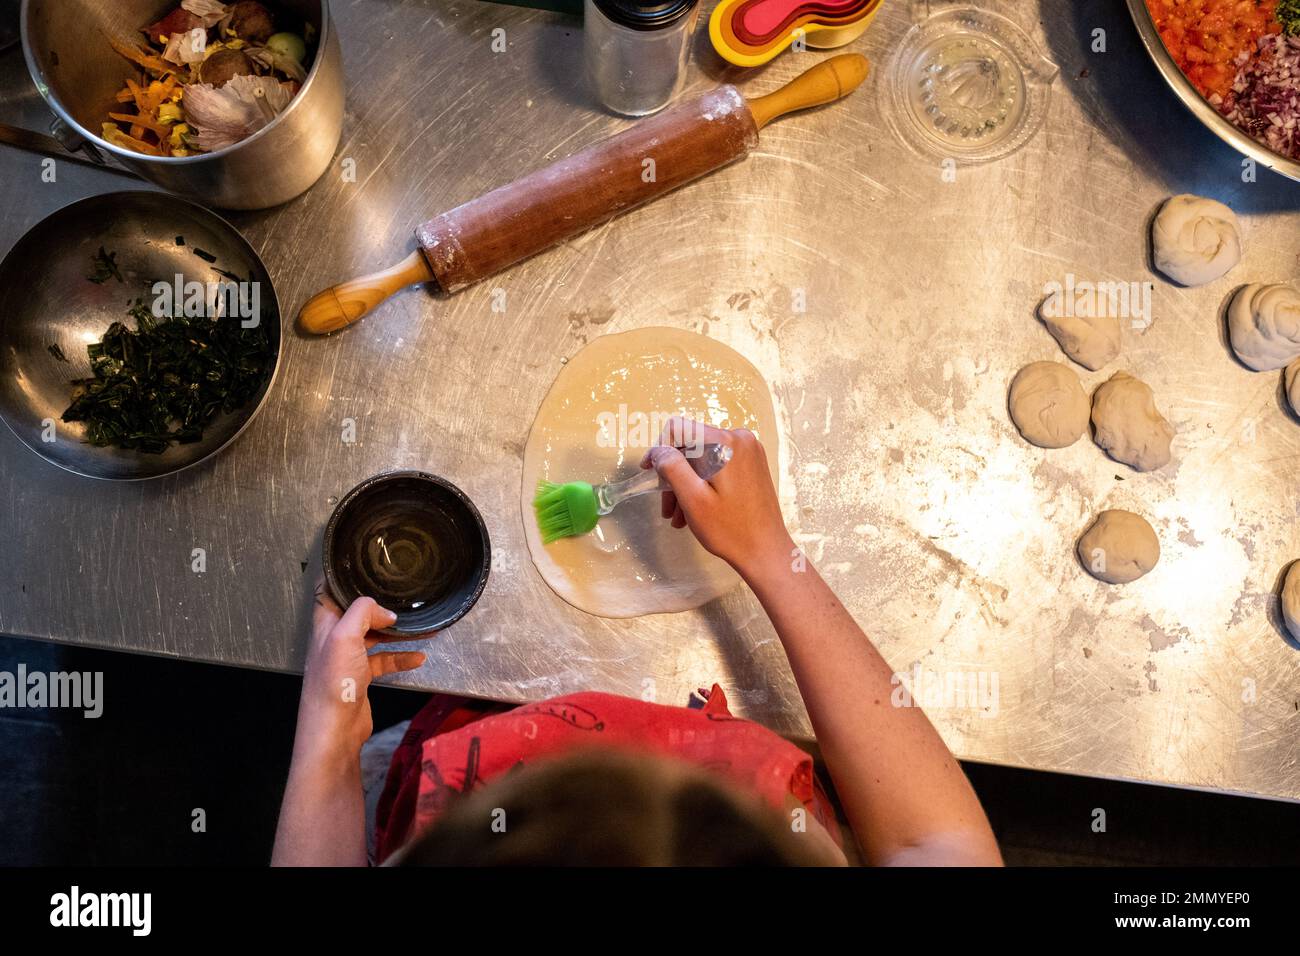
[533,442,732,544]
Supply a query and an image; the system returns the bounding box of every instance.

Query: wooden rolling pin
[299,54,869,334]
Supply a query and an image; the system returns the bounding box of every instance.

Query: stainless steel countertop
[1,0,1298,800]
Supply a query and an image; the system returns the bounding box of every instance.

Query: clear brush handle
[595,442,733,515]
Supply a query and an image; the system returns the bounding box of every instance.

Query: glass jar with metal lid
[584,0,701,117]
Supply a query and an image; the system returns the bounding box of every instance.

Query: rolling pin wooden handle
[298,54,870,334]
[746,53,871,130]
[297,251,434,334]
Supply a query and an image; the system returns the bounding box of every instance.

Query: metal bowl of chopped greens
[0,191,281,480]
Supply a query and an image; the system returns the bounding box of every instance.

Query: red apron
[374,685,841,863]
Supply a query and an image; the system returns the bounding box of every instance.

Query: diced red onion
[1220,34,1300,161]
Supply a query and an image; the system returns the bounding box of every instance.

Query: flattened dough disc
[521,327,779,618]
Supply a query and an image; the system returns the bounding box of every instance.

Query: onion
[182,74,295,151]
[1220,34,1300,161]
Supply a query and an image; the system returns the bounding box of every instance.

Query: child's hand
[298,581,426,762]
[640,416,793,578]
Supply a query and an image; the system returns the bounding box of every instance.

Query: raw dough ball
[1038,295,1121,371]
[521,327,778,618]
[1152,194,1241,286]
[1008,361,1089,448]
[1228,283,1300,371]
[1287,359,1300,417]
[1283,562,1300,642]
[1090,371,1174,472]
[1077,510,1160,584]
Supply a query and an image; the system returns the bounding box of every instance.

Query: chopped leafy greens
[61,298,274,454]
[1280,0,1300,36]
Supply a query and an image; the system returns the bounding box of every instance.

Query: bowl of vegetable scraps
[0,191,281,480]
[21,0,344,209]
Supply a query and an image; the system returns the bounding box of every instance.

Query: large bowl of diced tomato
[1129,0,1300,182]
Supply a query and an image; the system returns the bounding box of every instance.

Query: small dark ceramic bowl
[323,471,491,636]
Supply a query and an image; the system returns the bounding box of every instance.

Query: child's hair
[392,748,830,866]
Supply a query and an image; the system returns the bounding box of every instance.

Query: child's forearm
[741,548,1002,866]
[274,591,423,866]
[271,727,369,867]
[641,421,1000,864]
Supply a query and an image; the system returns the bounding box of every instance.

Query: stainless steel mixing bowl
[0,191,282,480]
[1126,0,1300,184]
[21,0,344,209]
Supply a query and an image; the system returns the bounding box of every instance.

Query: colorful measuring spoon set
[709,0,884,67]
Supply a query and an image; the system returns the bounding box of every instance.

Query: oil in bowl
[324,472,491,636]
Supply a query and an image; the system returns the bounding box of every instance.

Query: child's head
[392,749,837,866]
